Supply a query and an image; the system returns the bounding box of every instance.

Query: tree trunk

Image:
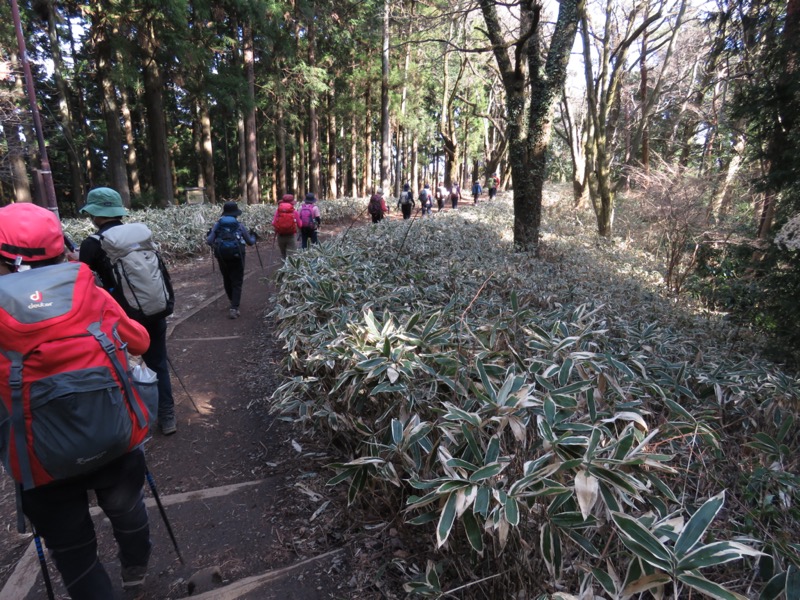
[277,105,288,197]
[364,88,373,194]
[639,29,649,172]
[65,18,94,189]
[238,115,247,201]
[327,90,337,199]
[350,111,358,197]
[479,0,584,250]
[242,22,260,204]
[308,22,321,198]
[380,0,391,193]
[5,50,33,203]
[46,0,84,206]
[298,123,306,200]
[412,133,419,191]
[94,17,131,206]
[140,20,173,207]
[119,85,141,197]
[199,96,216,203]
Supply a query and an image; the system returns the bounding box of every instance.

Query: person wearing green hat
[78,187,178,436]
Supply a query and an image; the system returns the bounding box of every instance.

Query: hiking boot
[228,308,240,319]
[159,415,177,435]
[121,564,148,589]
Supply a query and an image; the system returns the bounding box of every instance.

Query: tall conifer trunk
[243,21,259,204]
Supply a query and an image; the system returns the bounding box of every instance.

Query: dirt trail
[1,233,360,600]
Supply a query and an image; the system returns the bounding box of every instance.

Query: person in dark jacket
[472,180,482,204]
[206,201,256,320]
[79,187,178,436]
[396,182,415,219]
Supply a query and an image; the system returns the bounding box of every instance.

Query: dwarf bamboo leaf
[485,437,500,464]
[787,565,800,600]
[408,511,439,526]
[622,573,672,596]
[476,359,497,404]
[677,541,762,571]
[462,509,484,553]
[674,491,726,556]
[611,512,674,571]
[575,470,599,521]
[567,530,600,557]
[591,568,617,596]
[474,486,491,517]
[470,462,505,482]
[391,418,404,447]
[678,573,748,600]
[540,523,562,578]
[437,492,459,547]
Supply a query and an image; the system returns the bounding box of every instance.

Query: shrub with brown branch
[627,161,716,294]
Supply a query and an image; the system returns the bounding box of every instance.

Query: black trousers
[141,317,175,421]
[22,449,151,599]
[217,253,245,309]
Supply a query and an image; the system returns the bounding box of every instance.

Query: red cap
[0,203,65,263]
[281,194,294,203]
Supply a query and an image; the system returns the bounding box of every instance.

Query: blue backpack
[213,217,243,260]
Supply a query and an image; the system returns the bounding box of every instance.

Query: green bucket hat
[80,187,128,218]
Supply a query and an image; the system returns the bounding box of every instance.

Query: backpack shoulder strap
[2,349,35,490]
[86,322,147,429]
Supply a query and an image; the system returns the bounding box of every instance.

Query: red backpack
[0,262,150,489]
[273,202,297,235]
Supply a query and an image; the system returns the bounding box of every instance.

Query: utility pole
[10,0,59,215]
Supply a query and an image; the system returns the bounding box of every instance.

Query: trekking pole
[253,240,264,268]
[166,355,201,414]
[338,205,370,245]
[143,468,185,565]
[31,527,56,600]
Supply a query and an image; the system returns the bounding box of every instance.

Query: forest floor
[0,202,450,599]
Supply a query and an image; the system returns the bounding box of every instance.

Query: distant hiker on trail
[0,202,154,598]
[472,180,482,205]
[419,183,433,216]
[271,193,302,259]
[206,201,257,320]
[298,193,322,248]
[488,174,498,200]
[79,186,178,435]
[450,183,462,210]
[436,181,447,212]
[397,182,415,220]
[368,188,388,223]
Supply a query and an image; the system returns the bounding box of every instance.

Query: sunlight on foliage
[261,193,799,597]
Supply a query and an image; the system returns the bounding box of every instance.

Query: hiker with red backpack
[206,201,257,319]
[0,202,154,598]
[271,193,302,259]
[79,187,178,435]
[368,188,388,223]
[298,193,322,248]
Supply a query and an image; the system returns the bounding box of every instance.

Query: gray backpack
[94,223,175,321]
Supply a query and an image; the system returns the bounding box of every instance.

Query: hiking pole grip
[144,468,185,565]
